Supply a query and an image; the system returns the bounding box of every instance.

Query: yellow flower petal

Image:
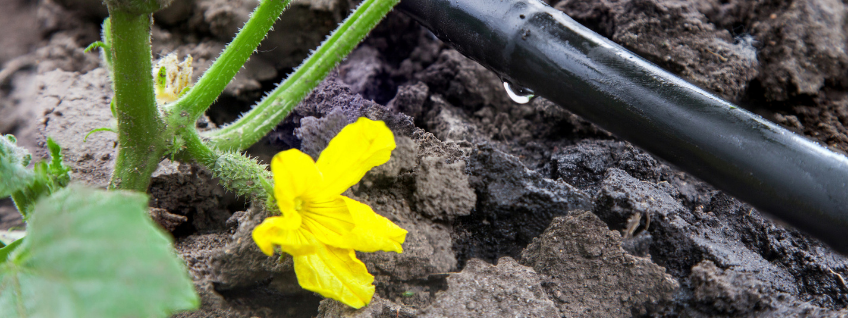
[251,219,278,256]
[316,118,396,196]
[272,228,322,257]
[252,216,320,256]
[293,246,375,309]
[339,196,407,253]
[271,149,324,212]
[300,196,355,248]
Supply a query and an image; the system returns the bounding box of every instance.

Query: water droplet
[503,81,535,104]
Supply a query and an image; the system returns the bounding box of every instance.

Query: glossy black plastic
[397,0,848,253]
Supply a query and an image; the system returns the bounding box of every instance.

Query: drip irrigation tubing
[396,0,848,253]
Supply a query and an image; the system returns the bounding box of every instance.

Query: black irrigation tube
[396,0,848,254]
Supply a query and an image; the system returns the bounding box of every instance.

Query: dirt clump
[455,144,592,265]
[149,161,232,233]
[702,0,848,102]
[685,260,848,317]
[552,139,666,192]
[594,168,848,314]
[420,257,560,317]
[786,94,848,154]
[410,155,476,221]
[521,211,679,317]
[316,296,414,318]
[209,205,295,292]
[689,260,769,315]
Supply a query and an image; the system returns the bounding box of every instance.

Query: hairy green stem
[177,130,218,168]
[107,9,166,191]
[204,0,401,151]
[104,0,170,15]
[177,129,272,199]
[167,0,291,123]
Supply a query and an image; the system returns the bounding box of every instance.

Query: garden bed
[1,0,847,316]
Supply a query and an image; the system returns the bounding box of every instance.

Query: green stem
[204,0,401,151]
[167,0,291,122]
[177,129,272,199]
[177,130,218,168]
[107,9,165,192]
[103,0,165,15]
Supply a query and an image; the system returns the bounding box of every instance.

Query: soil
[2,0,848,317]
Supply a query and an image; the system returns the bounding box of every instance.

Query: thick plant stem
[204,0,401,151]
[167,0,291,122]
[107,9,165,192]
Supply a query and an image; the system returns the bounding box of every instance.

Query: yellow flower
[252,117,408,309]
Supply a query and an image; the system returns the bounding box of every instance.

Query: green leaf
[0,185,199,317]
[45,138,70,187]
[0,134,35,197]
[83,127,117,143]
[3,136,71,219]
[83,41,107,54]
[0,239,23,261]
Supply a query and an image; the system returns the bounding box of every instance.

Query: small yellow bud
[153,53,193,105]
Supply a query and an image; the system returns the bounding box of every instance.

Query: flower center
[294,197,304,211]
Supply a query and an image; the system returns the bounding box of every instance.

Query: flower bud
[153,53,193,105]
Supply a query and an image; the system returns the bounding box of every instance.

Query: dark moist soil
[2,0,848,317]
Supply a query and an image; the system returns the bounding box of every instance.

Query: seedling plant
[0,0,405,315]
